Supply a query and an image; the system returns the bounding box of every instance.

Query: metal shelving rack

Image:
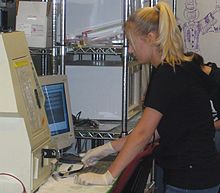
[74,112,141,141]
[64,0,143,140]
[66,44,123,56]
[40,0,155,144]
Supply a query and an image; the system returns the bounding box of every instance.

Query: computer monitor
[39,75,76,150]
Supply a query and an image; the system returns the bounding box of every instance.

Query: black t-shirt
[144,59,220,189]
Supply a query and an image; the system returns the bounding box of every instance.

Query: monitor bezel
[38,74,75,150]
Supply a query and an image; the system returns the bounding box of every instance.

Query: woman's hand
[81,142,116,167]
[73,170,115,185]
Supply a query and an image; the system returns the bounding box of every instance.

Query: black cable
[75,111,82,121]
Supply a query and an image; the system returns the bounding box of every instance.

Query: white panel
[66,65,122,120]
[0,37,17,113]
[0,117,31,193]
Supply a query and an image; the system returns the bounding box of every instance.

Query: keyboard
[58,154,82,164]
[58,153,115,174]
[79,160,112,174]
[78,154,115,174]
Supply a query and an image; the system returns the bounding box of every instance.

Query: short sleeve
[144,65,180,115]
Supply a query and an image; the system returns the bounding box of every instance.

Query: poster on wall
[176,0,220,65]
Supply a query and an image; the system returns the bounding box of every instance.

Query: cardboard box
[16,1,52,48]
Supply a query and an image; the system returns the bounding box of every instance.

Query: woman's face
[128,33,152,64]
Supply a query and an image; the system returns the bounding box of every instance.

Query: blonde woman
[74,2,220,192]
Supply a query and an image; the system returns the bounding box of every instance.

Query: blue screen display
[42,83,70,136]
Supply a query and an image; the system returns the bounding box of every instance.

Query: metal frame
[51,0,177,139]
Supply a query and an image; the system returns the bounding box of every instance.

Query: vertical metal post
[153,0,158,6]
[140,0,145,8]
[60,0,66,75]
[52,0,58,74]
[41,49,48,75]
[121,0,130,137]
[173,0,177,16]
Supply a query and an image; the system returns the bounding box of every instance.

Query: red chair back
[111,143,158,193]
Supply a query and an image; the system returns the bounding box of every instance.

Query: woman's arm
[109,107,162,178]
[111,126,160,152]
[111,136,127,152]
[74,108,162,185]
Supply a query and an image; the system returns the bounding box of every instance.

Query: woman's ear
[146,32,157,44]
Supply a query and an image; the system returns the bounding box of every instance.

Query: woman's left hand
[73,170,115,185]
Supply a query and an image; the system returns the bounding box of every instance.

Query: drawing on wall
[177,0,220,64]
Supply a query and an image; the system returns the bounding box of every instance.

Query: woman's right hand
[81,142,116,167]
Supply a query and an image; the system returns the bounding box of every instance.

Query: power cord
[0,173,26,193]
[73,111,100,128]
[72,111,82,123]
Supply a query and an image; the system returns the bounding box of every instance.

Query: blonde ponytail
[124,1,193,66]
[155,2,192,66]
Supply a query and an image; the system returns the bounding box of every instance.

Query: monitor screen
[39,75,75,150]
[42,83,69,136]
